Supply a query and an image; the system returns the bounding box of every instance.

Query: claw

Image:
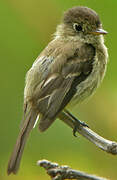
[63,109,89,137]
[73,120,89,137]
[73,126,78,137]
[81,121,89,128]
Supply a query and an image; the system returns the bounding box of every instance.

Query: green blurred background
[0,0,117,179]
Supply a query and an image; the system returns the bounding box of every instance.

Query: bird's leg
[64,109,89,137]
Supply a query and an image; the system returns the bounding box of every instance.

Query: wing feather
[38,59,94,131]
[24,43,95,131]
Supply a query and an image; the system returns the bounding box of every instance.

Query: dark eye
[73,23,82,32]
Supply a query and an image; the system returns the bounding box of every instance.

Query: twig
[37,160,108,180]
[58,111,117,155]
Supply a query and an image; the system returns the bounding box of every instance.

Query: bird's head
[55,6,107,44]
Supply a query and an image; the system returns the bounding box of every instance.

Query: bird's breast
[71,49,108,105]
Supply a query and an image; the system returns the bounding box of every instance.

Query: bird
[7,6,108,175]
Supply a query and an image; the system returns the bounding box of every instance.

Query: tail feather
[7,109,38,175]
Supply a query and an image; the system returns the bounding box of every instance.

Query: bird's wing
[35,43,95,132]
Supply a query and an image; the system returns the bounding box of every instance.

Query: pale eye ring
[73,23,83,32]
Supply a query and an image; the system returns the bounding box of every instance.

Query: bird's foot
[73,119,89,137]
[63,109,89,137]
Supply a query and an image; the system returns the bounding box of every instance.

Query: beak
[90,28,108,35]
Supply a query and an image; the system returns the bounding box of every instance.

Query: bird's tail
[7,108,38,175]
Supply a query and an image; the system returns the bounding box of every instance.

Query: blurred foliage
[0,0,117,180]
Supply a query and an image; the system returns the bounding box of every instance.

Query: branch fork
[38,160,108,180]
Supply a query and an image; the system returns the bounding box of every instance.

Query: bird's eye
[73,23,83,32]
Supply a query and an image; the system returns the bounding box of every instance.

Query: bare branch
[37,160,108,180]
[58,111,117,155]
